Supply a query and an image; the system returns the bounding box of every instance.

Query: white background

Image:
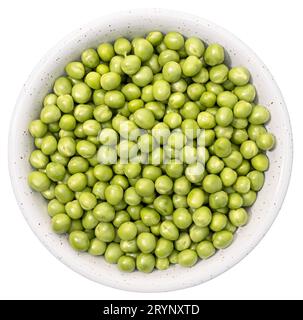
[0,0,301,300]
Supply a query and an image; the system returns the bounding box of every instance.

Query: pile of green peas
[28,31,275,273]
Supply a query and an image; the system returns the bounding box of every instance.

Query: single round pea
[229,66,250,86]
[28,171,51,192]
[81,48,99,68]
[104,184,124,206]
[175,232,192,251]
[162,61,182,83]
[95,222,115,242]
[154,238,174,258]
[118,256,135,272]
[65,61,85,79]
[217,91,238,108]
[185,162,205,184]
[53,77,72,96]
[233,176,251,194]
[146,31,163,46]
[100,72,121,91]
[104,90,125,109]
[215,107,233,127]
[155,175,173,195]
[65,200,83,219]
[97,43,115,62]
[172,208,192,229]
[29,150,49,169]
[158,49,179,66]
[69,230,90,251]
[133,38,154,61]
[189,225,209,242]
[187,188,205,209]
[93,202,115,222]
[124,187,141,206]
[210,213,228,232]
[204,43,224,66]
[234,84,256,102]
[223,150,243,169]
[40,104,61,124]
[173,176,191,196]
[247,170,265,191]
[242,190,257,207]
[51,213,71,234]
[152,80,171,102]
[140,207,160,226]
[105,243,123,264]
[202,174,223,193]
[164,32,184,50]
[135,178,155,197]
[29,119,48,138]
[72,83,92,104]
[88,238,107,256]
[182,56,203,77]
[229,208,248,227]
[220,168,238,187]
[197,241,216,259]
[76,140,96,158]
[197,111,216,129]
[78,191,97,210]
[212,230,233,249]
[209,64,229,84]
[209,191,228,209]
[256,132,275,150]
[178,249,198,267]
[136,232,156,253]
[193,207,212,227]
[117,222,137,241]
[47,199,65,217]
[185,37,205,57]
[251,154,269,171]
[240,140,259,159]
[136,253,155,273]
[155,258,170,270]
[160,220,179,241]
[214,137,232,158]
[133,108,155,130]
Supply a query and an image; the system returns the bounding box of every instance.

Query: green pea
[133,38,154,61]
[76,140,96,158]
[155,175,173,194]
[171,208,191,230]
[158,49,179,66]
[155,238,174,258]
[187,188,205,209]
[69,230,90,251]
[136,232,156,253]
[193,207,212,227]
[104,184,124,206]
[204,43,224,66]
[247,170,265,191]
[105,243,123,264]
[136,253,155,273]
[95,222,115,242]
[185,37,205,57]
[229,66,250,86]
[72,83,92,104]
[209,64,229,84]
[212,230,233,249]
[152,80,171,102]
[233,176,251,194]
[242,190,257,207]
[54,77,72,96]
[178,249,198,267]
[124,187,141,206]
[182,56,202,77]
[164,32,184,50]
[81,48,99,68]
[175,232,192,251]
[214,137,232,158]
[146,31,163,46]
[160,220,179,241]
[88,238,107,256]
[133,108,155,129]
[28,171,51,192]
[233,84,256,102]
[104,90,125,109]
[78,191,97,210]
[162,61,182,83]
[209,191,228,209]
[220,168,237,187]
[51,213,71,234]
[117,256,135,272]
[197,241,216,259]
[251,154,269,171]
[229,208,248,227]
[256,132,275,150]
[202,174,223,194]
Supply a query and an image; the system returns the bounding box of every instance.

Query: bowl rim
[8,8,293,292]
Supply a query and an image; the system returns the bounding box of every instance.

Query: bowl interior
[9,9,292,292]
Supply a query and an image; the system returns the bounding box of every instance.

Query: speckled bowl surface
[9,9,292,292]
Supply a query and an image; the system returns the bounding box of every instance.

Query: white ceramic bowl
[9,9,293,292]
